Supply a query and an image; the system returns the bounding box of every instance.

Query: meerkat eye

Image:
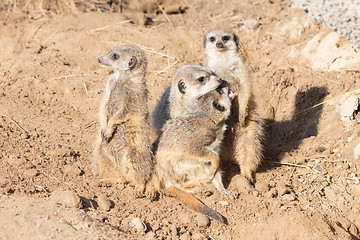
[213,102,225,112]
[222,35,230,41]
[111,53,119,60]
[196,76,206,83]
[209,36,216,42]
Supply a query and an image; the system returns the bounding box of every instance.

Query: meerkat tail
[163,186,227,224]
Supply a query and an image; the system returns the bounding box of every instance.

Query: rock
[244,19,260,29]
[195,214,210,227]
[192,232,205,240]
[50,189,82,209]
[350,185,360,197]
[282,193,296,201]
[179,232,190,240]
[353,143,360,161]
[178,213,191,224]
[315,146,326,153]
[130,217,147,232]
[63,164,82,176]
[255,182,270,192]
[6,155,25,166]
[97,194,111,211]
[340,94,359,122]
[219,201,229,206]
[23,169,38,178]
[253,190,259,197]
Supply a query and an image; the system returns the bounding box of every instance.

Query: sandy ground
[1,0,360,239]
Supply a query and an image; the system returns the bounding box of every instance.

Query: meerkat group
[92,28,263,223]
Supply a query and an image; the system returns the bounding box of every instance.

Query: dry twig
[155,1,174,30]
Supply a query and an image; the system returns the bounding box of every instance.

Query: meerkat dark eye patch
[209,36,216,42]
[178,80,186,94]
[222,35,230,41]
[213,102,225,112]
[128,56,137,70]
[196,76,205,83]
[233,33,239,46]
[111,53,119,60]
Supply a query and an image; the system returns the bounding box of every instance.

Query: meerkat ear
[128,56,137,70]
[213,101,225,112]
[178,80,186,94]
[203,35,207,48]
[233,33,239,47]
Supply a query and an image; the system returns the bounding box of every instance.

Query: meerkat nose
[216,42,223,48]
[217,78,223,83]
[98,57,102,63]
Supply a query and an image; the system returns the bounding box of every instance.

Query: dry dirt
[1,0,360,239]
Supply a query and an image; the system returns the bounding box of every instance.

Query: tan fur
[151,65,223,136]
[93,45,154,197]
[204,28,264,182]
[153,83,233,195]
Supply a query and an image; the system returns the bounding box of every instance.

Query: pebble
[192,232,205,240]
[50,189,82,209]
[63,164,82,176]
[97,194,111,211]
[350,185,360,197]
[315,146,326,153]
[353,143,360,161]
[255,182,270,192]
[24,169,38,178]
[269,180,276,188]
[219,201,229,206]
[130,217,147,232]
[195,214,210,227]
[282,193,296,201]
[178,213,191,224]
[244,19,260,29]
[253,190,259,197]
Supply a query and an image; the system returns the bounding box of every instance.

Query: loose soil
[1,0,360,239]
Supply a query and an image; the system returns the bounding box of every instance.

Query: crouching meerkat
[203,28,264,183]
[152,65,223,137]
[93,45,154,197]
[150,82,234,223]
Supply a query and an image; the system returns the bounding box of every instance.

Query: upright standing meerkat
[93,45,153,197]
[203,28,264,183]
[152,65,223,136]
[150,82,234,223]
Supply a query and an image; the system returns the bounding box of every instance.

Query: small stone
[178,213,191,224]
[219,201,229,206]
[313,165,324,173]
[192,232,205,240]
[350,185,360,197]
[63,164,82,176]
[130,217,147,232]
[97,194,111,211]
[255,182,270,192]
[253,190,259,197]
[269,180,276,188]
[24,169,38,178]
[353,143,360,161]
[315,146,326,153]
[179,233,190,240]
[195,214,210,227]
[282,193,296,201]
[6,155,25,167]
[244,19,260,29]
[50,189,82,209]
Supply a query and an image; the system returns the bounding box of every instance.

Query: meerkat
[150,82,234,223]
[93,44,153,197]
[152,65,223,136]
[203,28,264,183]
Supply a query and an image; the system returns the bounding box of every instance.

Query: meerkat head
[200,81,234,116]
[172,65,223,101]
[98,44,147,75]
[203,28,239,53]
